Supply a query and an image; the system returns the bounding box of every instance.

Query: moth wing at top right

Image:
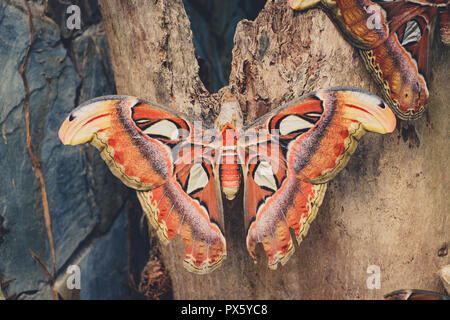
[289,0,450,120]
[363,0,449,120]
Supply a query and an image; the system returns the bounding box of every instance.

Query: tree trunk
[98,0,449,299]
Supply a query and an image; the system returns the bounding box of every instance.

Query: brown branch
[19,0,58,300]
[0,279,15,290]
[29,250,54,282]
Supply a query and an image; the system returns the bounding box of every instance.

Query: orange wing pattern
[290,0,390,48]
[59,89,396,273]
[59,96,226,274]
[242,88,396,269]
[441,8,450,45]
[289,0,449,120]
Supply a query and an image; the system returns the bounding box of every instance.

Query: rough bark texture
[98,0,449,299]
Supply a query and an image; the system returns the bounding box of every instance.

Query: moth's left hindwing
[242,88,396,269]
[59,96,226,274]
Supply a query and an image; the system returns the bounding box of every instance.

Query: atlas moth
[289,0,450,120]
[59,87,396,274]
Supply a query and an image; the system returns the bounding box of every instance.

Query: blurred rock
[44,0,102,39]
[77,210,130,300]
[0,0,130,300]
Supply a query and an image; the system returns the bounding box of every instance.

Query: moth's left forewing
[59,96,226,274]
[242,88,396,269]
